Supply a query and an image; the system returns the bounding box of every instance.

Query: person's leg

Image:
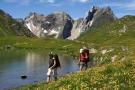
[47,75,51,83]
[46,68,52,83]
[80,64,83,71]
[79,62,83,71]
[84,62,88,70]
[53,68,57,80]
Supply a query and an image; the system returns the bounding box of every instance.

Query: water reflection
[25,52,48,73]
[0,51,79,90]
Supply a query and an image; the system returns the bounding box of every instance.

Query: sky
[0,0,135,19]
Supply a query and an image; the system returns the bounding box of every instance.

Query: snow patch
[48,29,58,35]
[43,29,48,34]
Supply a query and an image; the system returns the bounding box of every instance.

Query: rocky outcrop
[79,6,117,33]
[24,6,117,39]
[14,18,34,37]
[67,18,83,40]
[68,6,117,40]
[25,12,73,38]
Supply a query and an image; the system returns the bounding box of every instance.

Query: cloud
[47,0,55,3]
[99,0,135,10]
[39,0,55,4]
[39,0,63,7]
[102,0,135,17]
[79,0,89,3]
[71,0,89,3]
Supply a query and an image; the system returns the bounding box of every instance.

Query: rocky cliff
[0,6,116,39]
[68,6,117,40]
[67,18,83,40]
[25,12,73,38]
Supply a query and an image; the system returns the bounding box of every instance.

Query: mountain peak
[23,6,117,39]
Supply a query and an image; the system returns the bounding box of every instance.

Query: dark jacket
[49,54,61,68]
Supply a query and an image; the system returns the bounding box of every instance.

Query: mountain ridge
[24,6,117,39]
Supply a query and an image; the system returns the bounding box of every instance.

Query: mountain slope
[0,9,33,37]
[0,10,16,36]
[80,15,135,45]
[13,15,135,90]
[68,6,117,40]
[79,15,135,64]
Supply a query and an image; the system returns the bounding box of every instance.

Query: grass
[2,15,135,89]
[12,59,135,90]
[0,36,83,58]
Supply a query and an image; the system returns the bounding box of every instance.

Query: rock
[0,6,117,39]
[101,49,107,55]
[111,55,117,62]
[25,12,73,38]
[67,18,83,40]
[21,75,27,79]
[119,25,127,33]
[5,45,14,50]
[80,6,117,32]
[90,48,97,53]
[68,6,117,40]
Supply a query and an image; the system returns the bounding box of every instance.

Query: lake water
[0,50,79,90]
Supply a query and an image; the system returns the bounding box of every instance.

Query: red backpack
[80,52,88,62]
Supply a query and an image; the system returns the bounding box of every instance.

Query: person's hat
[80,48,83,53]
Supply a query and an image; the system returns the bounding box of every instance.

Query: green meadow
[1,16,135,89]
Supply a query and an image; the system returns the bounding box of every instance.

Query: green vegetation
[0,36,82,58]
[1,15,135,89]
[13,60,135,90]
[0,10,32,37]
[79,15,135,64]
[0,10,16,36]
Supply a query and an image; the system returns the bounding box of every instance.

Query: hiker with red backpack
[79,48,88,71]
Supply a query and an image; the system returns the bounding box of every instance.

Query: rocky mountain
[0,9,33,37]
[0,6,117,39]
[69,6,117,40]
[25,12,73,38]
[24,6,116,39]
[67,18,83,40]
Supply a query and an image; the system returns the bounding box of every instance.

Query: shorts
[47,68,57,77]
[47,68,52,76]
[79,61,87,69]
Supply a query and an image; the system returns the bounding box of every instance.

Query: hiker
[47,53,61,83]
[78,48,88,71]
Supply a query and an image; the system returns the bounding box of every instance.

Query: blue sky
[0,0,135,19]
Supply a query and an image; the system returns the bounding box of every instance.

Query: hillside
[0,10,16,36]
[13,16,135,90]
[79,15,135,64]
[0,9,33,37]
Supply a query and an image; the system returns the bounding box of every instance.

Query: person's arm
[50,59,56,69]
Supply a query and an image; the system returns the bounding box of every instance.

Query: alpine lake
[0,50,79,90]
